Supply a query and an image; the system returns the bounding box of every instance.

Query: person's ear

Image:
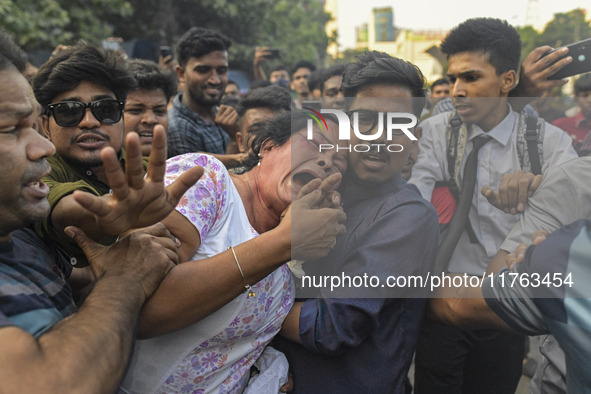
[235,132,245,153]
[41,114,52,140]
[500,70,517,94]
[176,65,185,84]
[259,137,277,157]
[414,126,423,140]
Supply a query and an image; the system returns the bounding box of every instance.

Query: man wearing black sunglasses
[0,33,204,393]
[31,44,149,267]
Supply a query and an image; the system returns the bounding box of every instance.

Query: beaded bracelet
[228,246,255,297]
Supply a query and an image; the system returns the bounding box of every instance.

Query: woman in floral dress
[120,110,347,393]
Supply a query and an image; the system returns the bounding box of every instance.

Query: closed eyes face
[256,120,347,214]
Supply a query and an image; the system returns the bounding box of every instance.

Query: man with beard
[0,32,205,392]
[32,44,150,267]
[167,27,234,158]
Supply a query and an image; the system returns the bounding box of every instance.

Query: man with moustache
[167,27,234,157]
[276,51,439,393]
[32,44,151,267]
[0,32,204,392]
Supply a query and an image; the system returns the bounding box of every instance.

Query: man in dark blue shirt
[276,51,439,393]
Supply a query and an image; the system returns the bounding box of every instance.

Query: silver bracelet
[228,246,254,297]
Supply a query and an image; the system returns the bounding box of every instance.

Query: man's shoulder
[9,227,72,274]
[377,182,439,225]
[544,156,591,184]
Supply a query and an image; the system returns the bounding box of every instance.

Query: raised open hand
[72,125,204,235]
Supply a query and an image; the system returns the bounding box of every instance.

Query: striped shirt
[0,227,75,337]
[167,93,229,158]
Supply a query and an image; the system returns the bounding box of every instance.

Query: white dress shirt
[409,107,577,275]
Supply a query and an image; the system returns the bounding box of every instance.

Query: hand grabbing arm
[0,223,177,393]
[481,170,543,214]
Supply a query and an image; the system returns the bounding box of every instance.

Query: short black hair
[341,51,426,117]
[227,80,239,88]
[175,27,232,68]
[0,30,27,73]
[237,85,293,117]
[575,73,591,95]
[220,96,240,109]
[308,68,325,92]
[249,79,272,90]
[32,43,136,108]
[270,65,290,77]
[128,59,177,101]
[440,18,521,75]
[320,64,347,93]
[431,77,450,90]
[291,60,316,75]
[244,109,335,169]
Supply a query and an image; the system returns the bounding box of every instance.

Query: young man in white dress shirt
[409,17,577,394]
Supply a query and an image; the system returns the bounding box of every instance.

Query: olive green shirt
[35,149,149,267]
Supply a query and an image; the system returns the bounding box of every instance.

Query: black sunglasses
[46,99,125,127]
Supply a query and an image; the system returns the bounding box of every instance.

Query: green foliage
[110,0,329,72]
[332,47,367,65]
[516,25,539,63]
[539,9,591,47]
[2,0,329,73]
[518,9,591,63]
[0,0,131,51]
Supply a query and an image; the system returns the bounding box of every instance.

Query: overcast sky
[335,0,591,49]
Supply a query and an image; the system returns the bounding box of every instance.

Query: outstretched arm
[0,224,177,393]
[509,45,571,111]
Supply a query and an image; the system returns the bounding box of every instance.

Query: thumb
[64,226,101,258]
[481,187,500,208]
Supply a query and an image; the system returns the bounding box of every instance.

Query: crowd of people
[0,15,590,394]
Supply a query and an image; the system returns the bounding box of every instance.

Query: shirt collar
[57,148,127,182]
[468,104,516,146]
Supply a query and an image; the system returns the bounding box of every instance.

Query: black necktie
[435,135,491,273]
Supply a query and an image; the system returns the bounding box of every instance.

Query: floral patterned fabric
[120,154,294,394]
